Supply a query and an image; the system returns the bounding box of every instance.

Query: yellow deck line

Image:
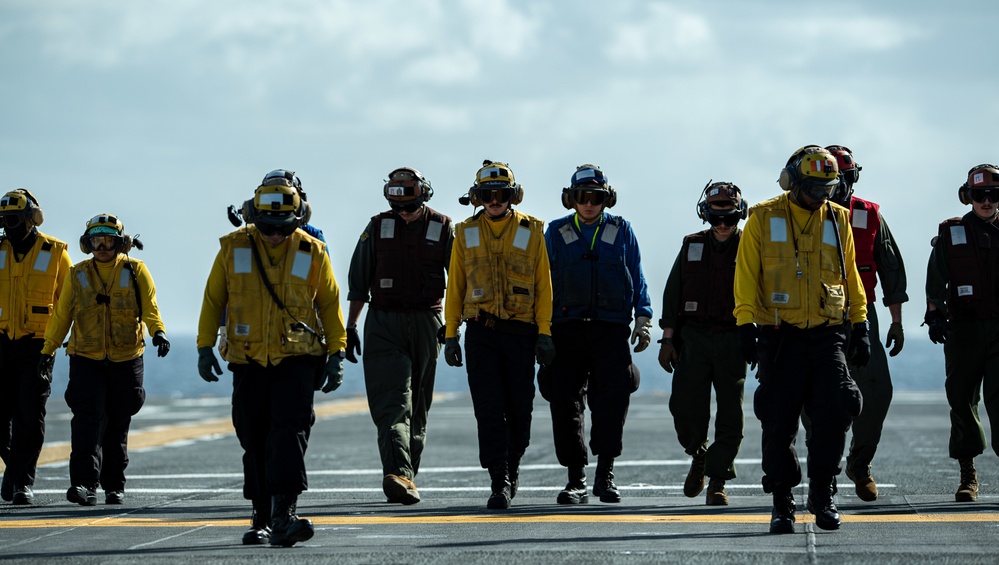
[2,513,999,529]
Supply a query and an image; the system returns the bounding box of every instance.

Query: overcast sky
[2,0,996,344]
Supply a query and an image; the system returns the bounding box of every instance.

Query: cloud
[604,4,713,65]
[401,49,481,85]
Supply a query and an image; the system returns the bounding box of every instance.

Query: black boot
[593,456,621,503]
[508,451,523,500]
[769,489,796,534]
[487,463,511,510]
[242,496,271,545]
[269,494,314,547]
[557,466,588,504]
[807,478,841,530]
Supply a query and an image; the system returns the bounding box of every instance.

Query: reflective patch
[0,250,6,268]
[380,278,393,288]
[771,292,790,304]
[119,269,129,287]
[852,209,868,229]
[258,193,285,207]
[687,242,704,262]
[823,220,836,247]
[76,271,90,289]
[957,285,974,297]
[380,218,396,239]
[33,250,51,272]
[292,251,311,280]
[465,226,480,248]
[471,288,484,299]
[513,226,531,250]
[234,323,250,337]
[684,301,698,312]
[233,248,252,274]
[769,217,787,243]
[950,225,967,245]
[426,220,443,242]
[600,223,619,244]
[559,223,579,245]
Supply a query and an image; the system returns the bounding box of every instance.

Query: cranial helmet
[0,189,44,229]
[384,167,433,212]
[958,163,999,205]
[79,213,136,255]
[461,160,524,207]
[825,145,861,206]
[251,183,304,227]
[696,181,748,223]
[257,169,312,225]
[561,164,617,209]
[778,145,840,202]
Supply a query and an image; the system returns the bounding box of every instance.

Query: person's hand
[37,354,55,383]
[847,321,872,367]
[321,353,345,393]
[535,334,556,366]
[885,322,904,357]
[630,316,653,353]
[738,324,759,370]
[444,337,462,367]
[152,331,170,357]
[658,338,678,373]
[197,347,222,382]
[924,310,949,345]
[345,324,361,363]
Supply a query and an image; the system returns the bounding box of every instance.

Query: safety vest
[221,227,327,365]
[456,209,545,323]
[0,232,68,338]
[547,213,633,325]
[849,196,881,303]
[67,256,145,361]
[370,207,451,312]
[753,194,851,328]
[939,214,999,322]
[679,229,739,329]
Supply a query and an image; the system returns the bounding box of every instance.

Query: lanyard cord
[785,199,814,280]
[246,233,318,338]
[573,213,604,250]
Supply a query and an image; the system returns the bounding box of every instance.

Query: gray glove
[197,347,222,382]
[535,334,556,366]
[630,316,653,353]
[37,354,55,383]
[444,337,462,367]
[321,352,345,393]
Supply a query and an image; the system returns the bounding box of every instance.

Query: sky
[2,0,997,348]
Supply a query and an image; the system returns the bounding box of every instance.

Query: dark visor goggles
[707,211,741,227]
[473,185,513,204]
[971,188,999,203]
[799,180,837,202]
[256,221,298,237]
[390,200,423,213]
[0,213,24,229]
[570,188,608,206]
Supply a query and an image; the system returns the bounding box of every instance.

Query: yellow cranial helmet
[465,160,523,206]
[778,145,839,201]
[80,213,133,254]
[0,189,44,228]
[85,213,124,236]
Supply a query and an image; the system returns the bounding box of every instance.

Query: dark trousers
[231,356,315,500]
[753,323,861,492]
[64,355,145,492]
[668,324,746,480]
[547,321,632,468]
[464,321,537,469]
[0,335,50,487]
[362,308,441,478]
[943,319,999,459]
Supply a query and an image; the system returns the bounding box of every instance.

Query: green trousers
[943,318,999,459]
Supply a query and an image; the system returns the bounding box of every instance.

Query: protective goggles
[474,186,513,204]
[390,200,423,213]
[255,221,298,237]
[707,211,741,227]
[799,181,836,202]
[569,188,608,206]
[87,235,123,251]
[970,188,999,203]
[0,213,24,229]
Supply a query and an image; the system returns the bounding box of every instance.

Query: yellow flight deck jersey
[42,254,166,362]
[734,192,867,329]
[0,232,72,339]
[444,209,553,339]
[196,226,347,366]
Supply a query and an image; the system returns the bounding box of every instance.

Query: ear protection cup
[697,182,748,222]
[121,235,133,254]
[510,184,523,205]
[561,188,572,210]
[300,201,312,225]
[778,145,828,191]
[78,236,90,255]
[958,183,971,205]
[3,189,45,227]
[241,198,257,224]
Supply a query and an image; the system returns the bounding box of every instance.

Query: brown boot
[955,458,978,502]
[383,474,421,505]
[683,453,706,498]
[705,477,728,506]
[846,466,878,502]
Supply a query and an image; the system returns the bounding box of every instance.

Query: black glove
[152,331,170,357]
[847,321,872,367]
[444,337,462,367]
[924,309,949,345]
[37,354,55,383]
[738,324,759,370]
[345,325,361,363]
[885,322,904,357]
[535,334,556,366]
[321,353,345,393]
[197,346,222,382]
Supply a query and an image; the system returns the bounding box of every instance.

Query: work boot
[556,466,588,504]
[593,456,621,503]
[269,494,314,547]
[383,474,421,505]
[807,477,841,530]
[845,466,878,502]
[242,497,272,545]
[1,473,12,502]
[486,463,511,510]
[683,453,706,498]
[105,491,125,505]
[508,452,523,499]
[956,458,979,502]
[770,489,796,534]
[11,485,34,505]
[705,477,728,506]
[67,485,97,507]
